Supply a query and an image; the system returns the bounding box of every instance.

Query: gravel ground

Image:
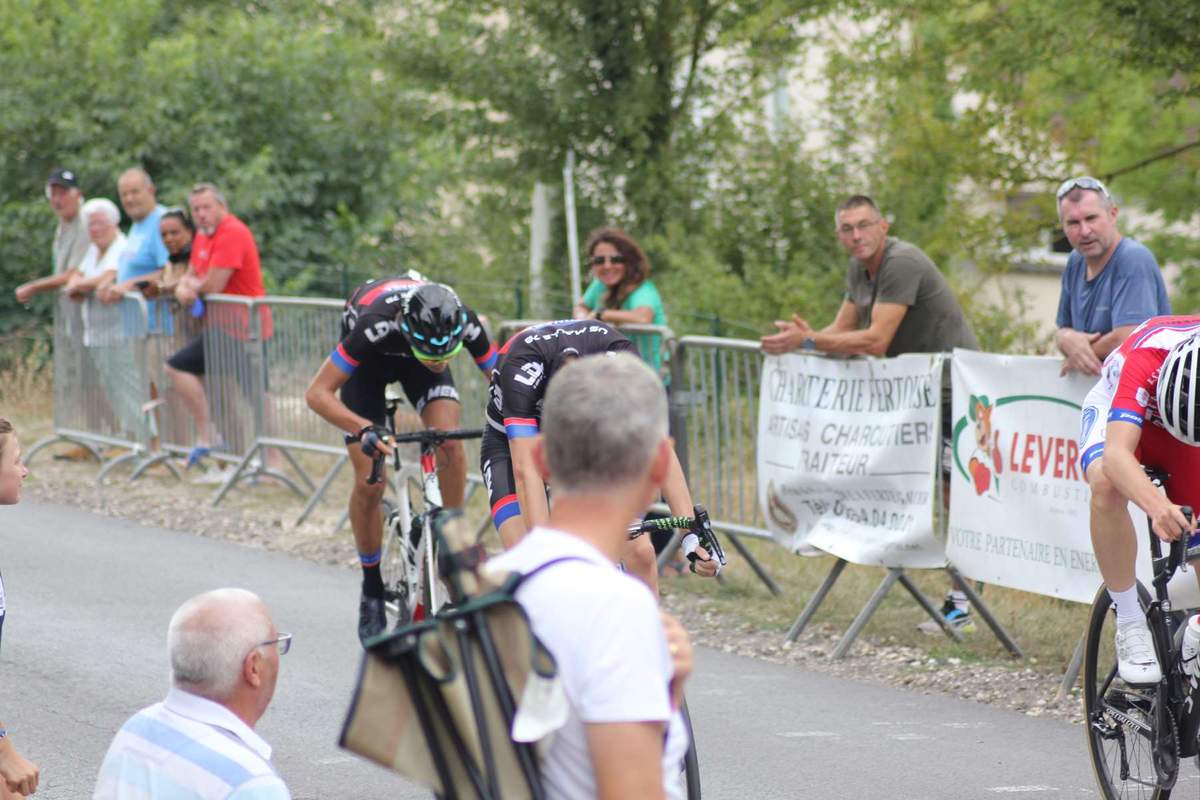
[25,450,1086,726]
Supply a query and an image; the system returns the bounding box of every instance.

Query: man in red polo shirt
[166,182,268,467]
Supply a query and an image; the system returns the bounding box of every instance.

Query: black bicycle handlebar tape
[388,427,485,445]
[367,453,385,485]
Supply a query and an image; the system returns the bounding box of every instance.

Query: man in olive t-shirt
[761,194,979,632]
[762,194,977,357]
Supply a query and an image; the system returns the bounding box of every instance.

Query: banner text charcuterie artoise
[946,349,1151,604]
[756,353,944,569]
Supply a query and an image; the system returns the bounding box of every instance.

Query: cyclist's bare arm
[510,435,550,530]
[1103,421,1193,540]
[587,721,667,800]
[660,447,718,577]
[304,358,394,456]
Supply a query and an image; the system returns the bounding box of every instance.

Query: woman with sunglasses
[138,208,195,300]
[572,227,668,373]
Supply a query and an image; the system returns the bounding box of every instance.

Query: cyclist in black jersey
[481,319,717,593]
[305,272,497,643]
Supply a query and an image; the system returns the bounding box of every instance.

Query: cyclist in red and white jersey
[1081,315,1200,683]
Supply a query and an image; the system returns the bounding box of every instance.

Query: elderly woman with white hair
[61,198,156,444]
[64,197,126,300]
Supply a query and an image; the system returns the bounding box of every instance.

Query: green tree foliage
[383,0,850,335]
[828,0,1200,334]
[0,0,491,337]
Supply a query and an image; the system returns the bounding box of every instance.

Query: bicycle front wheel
[379,468,424,628]
[680,695,701,800]
[1083,584,1173,800]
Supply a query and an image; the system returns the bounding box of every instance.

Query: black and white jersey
[485,319,635,438]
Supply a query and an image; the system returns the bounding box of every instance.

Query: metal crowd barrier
[205,296,338,511]
[670,335,782,594]
[27,293,183,483]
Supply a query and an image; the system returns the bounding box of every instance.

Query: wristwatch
[802,337,817,351]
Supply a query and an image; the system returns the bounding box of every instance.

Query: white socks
[1109,584,1143,624]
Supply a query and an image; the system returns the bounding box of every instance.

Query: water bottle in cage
[1182,614,1200,678]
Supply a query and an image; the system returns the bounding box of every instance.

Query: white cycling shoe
[1115,618,1163,684]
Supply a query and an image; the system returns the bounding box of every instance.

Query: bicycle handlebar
[628,505,727,573]
[1158,505,1197,580]
[366,428,485,485]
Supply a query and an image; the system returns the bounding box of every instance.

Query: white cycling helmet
[1158,332,1200,446]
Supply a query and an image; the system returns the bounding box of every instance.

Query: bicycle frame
[369,405,483,617]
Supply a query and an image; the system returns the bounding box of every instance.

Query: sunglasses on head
[590,254,625,266]
[1056,176,1111,201]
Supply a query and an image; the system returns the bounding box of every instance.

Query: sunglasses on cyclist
[589,254,625,267]
[413,340,464,363]
[1056,176,1111,201]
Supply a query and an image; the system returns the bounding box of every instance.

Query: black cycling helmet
[1158,332,1200,446]
[397,283,468,360]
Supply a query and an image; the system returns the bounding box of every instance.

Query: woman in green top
[572,227,667,372]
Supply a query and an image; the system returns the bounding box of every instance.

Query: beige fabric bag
[339,566,564,800]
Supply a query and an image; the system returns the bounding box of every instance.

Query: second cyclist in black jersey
[305,271,497,643]
[482,318,717,593]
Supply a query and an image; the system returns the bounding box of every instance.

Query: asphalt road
[1,501,1106,799]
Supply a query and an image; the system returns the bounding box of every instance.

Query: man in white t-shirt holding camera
[488,352,692,799]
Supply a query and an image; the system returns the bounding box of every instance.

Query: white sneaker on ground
[1115,618,1162,684]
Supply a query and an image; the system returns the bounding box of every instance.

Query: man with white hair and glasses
[1054,176,1170,376]
[93,588,292,799]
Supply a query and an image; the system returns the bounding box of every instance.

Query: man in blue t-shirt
[1054,176,1171,376]
[100,167,172,330]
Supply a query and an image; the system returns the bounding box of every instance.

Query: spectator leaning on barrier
[93,588,292,799]
[760,194,980,629]
[1054,176,1171,376]
[0,418,40,800]
[487,354,693,800]
[166,183,268,468]
[14,167,89,305]
[139,208,194,300]
[63,199,127,303]
[98,168,169,305]
[572,227,668,372]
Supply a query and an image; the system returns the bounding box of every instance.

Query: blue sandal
[185,446,211,469]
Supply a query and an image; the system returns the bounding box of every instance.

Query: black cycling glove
[357,425,392,458]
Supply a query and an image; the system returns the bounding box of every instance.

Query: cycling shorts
[167,332,270,392]
[1080,382,1200,509]
[339,354,459,435]
[480,426,520,529]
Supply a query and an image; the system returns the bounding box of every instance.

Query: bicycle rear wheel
[1084,584,1175,799]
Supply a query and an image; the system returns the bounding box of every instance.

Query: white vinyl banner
[757,352,944,569]
[947,349,1151,603]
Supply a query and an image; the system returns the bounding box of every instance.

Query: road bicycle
[629,507,728,800]
[366,400,483,628]
[1083,468,1198,799]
